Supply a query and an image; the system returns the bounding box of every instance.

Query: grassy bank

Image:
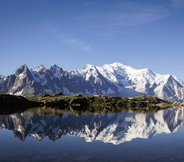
[27,93,174,109]
[0,93,182,115]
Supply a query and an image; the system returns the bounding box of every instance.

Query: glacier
[0,62,184,102]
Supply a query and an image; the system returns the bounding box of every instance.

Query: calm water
[1,108,184,162]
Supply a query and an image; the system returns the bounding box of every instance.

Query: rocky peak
[15,64,29,75]
[0,62,184,101]
[0,75,5,84]
[34,65,47,73]
[49,64,64,77]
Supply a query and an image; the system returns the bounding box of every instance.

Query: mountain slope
[0,62,184,102]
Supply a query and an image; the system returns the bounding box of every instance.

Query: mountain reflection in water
[0,108,184,145]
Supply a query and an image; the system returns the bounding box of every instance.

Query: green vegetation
[27,93,175,110]
[0,93,183,115]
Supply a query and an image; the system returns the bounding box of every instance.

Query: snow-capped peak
[172,75,184,86]
[0,62,184,101]
[34,65,46,73]
[0,75,5,84]
[50,64,59,70]
[109,62,134,70]
[50,64,64,78]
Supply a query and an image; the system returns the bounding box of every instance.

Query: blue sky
[0,0,184,80]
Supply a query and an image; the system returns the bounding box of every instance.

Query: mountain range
[0,62,184,102]
[0,108,184,145]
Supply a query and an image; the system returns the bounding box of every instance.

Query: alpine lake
[1,94,184,162]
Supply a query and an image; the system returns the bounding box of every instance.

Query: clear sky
[0,0,184,80]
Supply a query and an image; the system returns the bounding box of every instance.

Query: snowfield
[0,62,184,102]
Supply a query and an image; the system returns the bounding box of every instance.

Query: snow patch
[19,73,25,79]
[14,89,24,96]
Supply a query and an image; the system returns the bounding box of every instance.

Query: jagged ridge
[0,62,184,102]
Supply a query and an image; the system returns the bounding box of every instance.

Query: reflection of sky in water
[1,108,184,161]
